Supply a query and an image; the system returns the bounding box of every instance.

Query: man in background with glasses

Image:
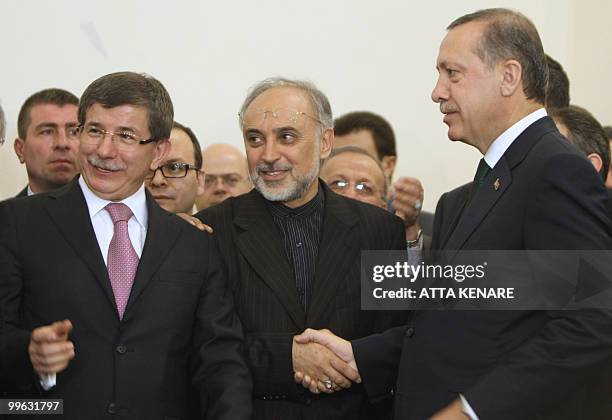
[320,146,387,210]
[195,143,252,211]
[0,71,251,419]
[146,121,205,214]
[12,88,80,197]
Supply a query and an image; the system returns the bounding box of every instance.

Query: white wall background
[1,0,610,210]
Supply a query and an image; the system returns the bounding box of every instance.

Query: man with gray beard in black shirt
[196,77,407,420]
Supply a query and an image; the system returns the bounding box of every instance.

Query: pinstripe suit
[196,181,407,420]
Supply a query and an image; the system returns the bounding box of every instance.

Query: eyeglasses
[77,124,156,151]
[327,179,384,198]
[239,108,321,128]
[145,162,200,179]
[204,173,245,188]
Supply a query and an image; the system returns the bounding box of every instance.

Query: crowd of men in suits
[1,7,612,420]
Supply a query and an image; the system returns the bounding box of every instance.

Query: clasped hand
[292,328,360,394]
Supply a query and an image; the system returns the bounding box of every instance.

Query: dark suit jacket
[15,187,27,198]
[0,179,252,420]
[196,182,408,420]
[353,116,612,419]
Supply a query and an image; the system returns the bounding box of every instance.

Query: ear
[195,170,206,197]
[381,155,397,181]
[500,59,523,97]
[150,139,171,170]
[319,128,334,160]
[587,153,603,174]
[14,138,25,164]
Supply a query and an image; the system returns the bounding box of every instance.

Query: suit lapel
[444,161,512,253]
[44,180,116,309]
[440,189,469,249]
[308,187,359,325]
[444,116,557,253]
[124,191,181,319]
[234,190,306,328]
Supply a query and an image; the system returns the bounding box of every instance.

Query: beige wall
[0,0,609,209]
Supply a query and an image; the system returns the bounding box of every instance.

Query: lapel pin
[494,178,500,191]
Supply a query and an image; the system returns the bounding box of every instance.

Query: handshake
[292,328,360,395]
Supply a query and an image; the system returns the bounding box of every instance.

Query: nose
[211,177,228,192]
[53,129,70,150]
[342,186,358,200]
[260,139,280,164]
[95,133,118,159]
[149,168,167,187]
[431,74,447,104]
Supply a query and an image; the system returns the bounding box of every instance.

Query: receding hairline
[324,147,386,178]
[244,85,318,117]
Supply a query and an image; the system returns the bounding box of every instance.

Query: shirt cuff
[39,373,56,390]
[460,394,479,420]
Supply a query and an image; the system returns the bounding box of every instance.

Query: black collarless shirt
[267,185,325,312]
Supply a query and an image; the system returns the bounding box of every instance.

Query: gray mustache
[440,103,459,114]
[255,163,293,173]
[88,155,127,171]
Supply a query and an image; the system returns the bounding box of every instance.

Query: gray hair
[0,103,5,145]
[239,77,333,130]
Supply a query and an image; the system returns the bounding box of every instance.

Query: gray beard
[251,157,320,203]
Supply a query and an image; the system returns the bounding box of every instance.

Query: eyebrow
[34,122,59,131]
[437,60,466,71]
[244,125,300,135]
[85,121,139,133]
[164,159,190,165]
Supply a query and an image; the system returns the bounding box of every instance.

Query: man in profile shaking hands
[295,8,612,420]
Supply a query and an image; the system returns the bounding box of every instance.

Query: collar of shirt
[78,176,148,231]
[78,176,148,264]
[484,108,547,169]
[267,182,325,219]
[27,185,34,196]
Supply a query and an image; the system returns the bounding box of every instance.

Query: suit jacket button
[405,327,415,337]
[116,345,127,354]
[107,403,117,414]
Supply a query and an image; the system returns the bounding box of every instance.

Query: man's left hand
[177,213,213,233]
[391,177,424,236]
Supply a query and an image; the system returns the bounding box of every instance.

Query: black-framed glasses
[145,162,200,179]
[77,124,155,151]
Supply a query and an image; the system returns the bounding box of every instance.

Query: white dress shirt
[459,107,547,420]
[483,108,547,169]
[78,176,148,263]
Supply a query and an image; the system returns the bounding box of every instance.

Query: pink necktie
[105,203,139,319]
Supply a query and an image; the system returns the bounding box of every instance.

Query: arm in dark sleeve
[464,153,612,418]
[357,214,411,400]
[352,325,407,401]
[373,215,412,331]
[0,200,37,392]
[192,235,252,420]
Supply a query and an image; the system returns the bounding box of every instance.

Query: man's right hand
[292,335,360,394]
[293,329,360,393]
[28,320,75,375]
